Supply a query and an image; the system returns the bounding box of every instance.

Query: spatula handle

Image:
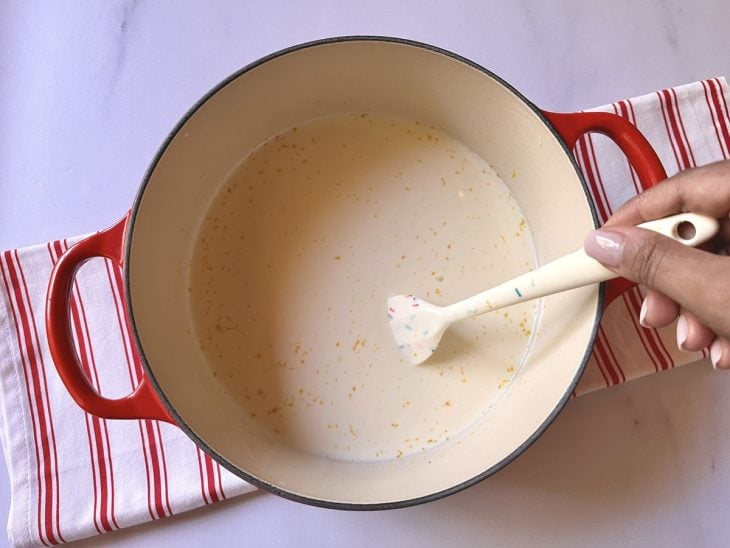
[447,213,718,322]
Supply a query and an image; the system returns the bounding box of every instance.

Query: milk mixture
[190,113,537,461]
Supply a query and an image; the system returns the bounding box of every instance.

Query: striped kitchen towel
[0,77,727,546]
[573,77,729,394]
[0,242,255,547]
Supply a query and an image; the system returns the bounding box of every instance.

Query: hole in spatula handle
[676,220,697,241]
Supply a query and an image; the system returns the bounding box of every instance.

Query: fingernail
[584,229,625,268]
[711,339,724,369]
[639,299,649,327]
[676,314,688,351]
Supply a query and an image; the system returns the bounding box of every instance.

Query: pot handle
[542,110,668,306]
[45,214,175,423]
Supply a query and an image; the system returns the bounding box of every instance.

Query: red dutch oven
[46,37,666,509]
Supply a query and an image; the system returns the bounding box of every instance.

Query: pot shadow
[73,365,726,546]
[70,490,267,547]
[383,362,724,543]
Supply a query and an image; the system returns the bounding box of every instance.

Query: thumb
[584,226,722,315]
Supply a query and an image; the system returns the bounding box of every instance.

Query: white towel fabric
[0,78,727,547]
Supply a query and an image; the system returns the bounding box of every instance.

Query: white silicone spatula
[387,212,719,365]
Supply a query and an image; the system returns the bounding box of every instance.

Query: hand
[583,160,730,369]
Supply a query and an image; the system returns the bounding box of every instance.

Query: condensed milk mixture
[190,113,537,461]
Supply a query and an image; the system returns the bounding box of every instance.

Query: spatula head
[386,294,449,365]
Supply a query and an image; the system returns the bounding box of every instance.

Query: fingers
[711,337,730,369]
[589,159,730,370]
[675,311,714,352]
[639,292,713,351]
[604,160,730,227]
[639,289,678,328]
[584,225,730,335]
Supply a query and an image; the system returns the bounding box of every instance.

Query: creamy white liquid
[190,113,537,462]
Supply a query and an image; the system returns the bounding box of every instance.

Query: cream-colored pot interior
[127,38,599,507]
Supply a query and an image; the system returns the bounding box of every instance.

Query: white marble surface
[3,1,730,546]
